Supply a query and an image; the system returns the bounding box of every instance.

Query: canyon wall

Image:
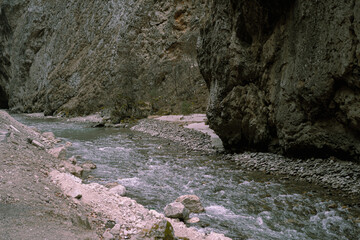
[198,0,360,160]
[0,0,208,120]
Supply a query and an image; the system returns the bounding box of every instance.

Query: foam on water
[13,114,360,240]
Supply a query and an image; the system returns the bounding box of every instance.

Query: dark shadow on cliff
[0,86,8,109]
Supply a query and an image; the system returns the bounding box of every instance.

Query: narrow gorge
[1,0,360,239]
[1,0,359,159]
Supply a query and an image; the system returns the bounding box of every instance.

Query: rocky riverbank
[132,115,360,202]
[0,110,99,239]
[0,110,232,239]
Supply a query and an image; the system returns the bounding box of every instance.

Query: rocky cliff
[0,0,208,120]
[198,0,360,161]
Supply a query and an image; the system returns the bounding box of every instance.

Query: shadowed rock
[198,0,360,161]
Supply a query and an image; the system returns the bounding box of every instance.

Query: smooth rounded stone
[186,217,200,224]
[105,182,120,188]
[47,146,67,159]
[175,195,205,213]
[164,202,190,220]
[108,184,126,196]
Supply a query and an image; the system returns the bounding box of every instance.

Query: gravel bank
[1,111,231,240]
[0,110,99,239]
[132,118,216,153]
[132,117,360,201]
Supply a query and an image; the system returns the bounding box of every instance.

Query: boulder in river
[176,195,205,213]
[164,202,190,221]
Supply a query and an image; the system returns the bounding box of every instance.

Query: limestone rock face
[198,0,360,161]
[0,0,208,118]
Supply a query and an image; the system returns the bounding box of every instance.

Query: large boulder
[198,0,360,161]
[175,195,205,213]
[164,202,190,221]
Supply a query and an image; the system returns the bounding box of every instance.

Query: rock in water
[164,202,190,221]
[81,161,97,171]
[175,195,205,213]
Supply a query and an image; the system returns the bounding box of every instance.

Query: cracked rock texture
[0,0,208,117]
[198,0,360,161]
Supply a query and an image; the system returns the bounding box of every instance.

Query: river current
[14,115,360,239]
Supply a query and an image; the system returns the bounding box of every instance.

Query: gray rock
[48,146,67,159]
[81,161,97,171]
[205,232,232,240]
[61,161,83,177]
[175,195,205,213]
[108,185,126,196]
[198,0,360,161]
[0,0,208,119]
[109,224,121,235]
[31,140,45,149]
[102,230,115,240]
[0,129,8,142]
[186,217,200,224]
[42,132,55,140]
[164,202,190,220]
[134,219,175,239]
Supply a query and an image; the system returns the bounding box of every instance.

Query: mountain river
[14,114,360,240]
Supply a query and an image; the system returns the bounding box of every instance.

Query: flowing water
[14,115,360,240]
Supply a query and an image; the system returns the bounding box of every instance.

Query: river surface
[14,115,360,240]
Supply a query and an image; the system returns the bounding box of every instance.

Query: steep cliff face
[198,0,360,160]
[0,0,208,119]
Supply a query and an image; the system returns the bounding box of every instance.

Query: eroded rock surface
[198,0,360,160]
[0,0,208,119]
